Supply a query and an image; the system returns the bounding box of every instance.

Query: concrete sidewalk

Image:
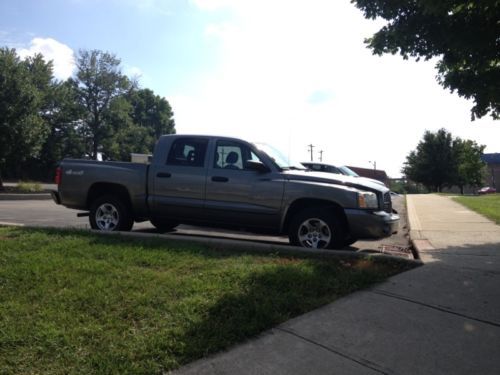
[174,194,500,375]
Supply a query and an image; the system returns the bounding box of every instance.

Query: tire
[289,207,345,249]
[89,195,133,232]
[150,218,178,233]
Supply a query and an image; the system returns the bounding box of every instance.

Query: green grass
[0,227,416,374]
[453,194,500,224]
[5,181,44,193]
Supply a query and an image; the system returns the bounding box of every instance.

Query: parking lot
[0,195,413,257]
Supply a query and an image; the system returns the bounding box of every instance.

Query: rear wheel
[150,219,178,233]
[289,207,345,249]
[89,195,133,232]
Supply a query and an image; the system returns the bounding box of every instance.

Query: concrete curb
[405,195,435,261]
[0,223,421,266]
[0,193,52,201]
[95,229,422,265]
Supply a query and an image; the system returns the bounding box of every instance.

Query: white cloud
[178,0,500,177]
[18,37,75,80]
[124,65,144,78]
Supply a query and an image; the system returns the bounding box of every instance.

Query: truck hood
[282,170,389,194]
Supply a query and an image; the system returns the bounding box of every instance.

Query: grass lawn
[1,181,44,193]
[453,194,500,224]
[0,227,417,374]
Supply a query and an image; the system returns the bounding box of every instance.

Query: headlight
[358,192,378,209]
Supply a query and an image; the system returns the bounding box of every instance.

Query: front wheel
[89,195,133,232]
[289,207,345,249]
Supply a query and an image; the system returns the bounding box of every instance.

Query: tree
[402,129,456,192]
[452,138,486,194]
[101,87,176,161]
[0,48,52,188]
[0,46,177,184]
[102,95,150,161]
[351,0,499,120]
[37,80,86,178]
[129,88,176,151]
[403,128,486,192]
[74,49,130,159]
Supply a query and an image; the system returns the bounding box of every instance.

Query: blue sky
[0,0,226,92]
[1,0,499,177]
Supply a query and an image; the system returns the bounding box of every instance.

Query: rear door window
[166,138,208,167]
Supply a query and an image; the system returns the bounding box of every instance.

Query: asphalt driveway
[0,195,412,257]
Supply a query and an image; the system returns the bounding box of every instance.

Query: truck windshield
[339,166,359,177]
[253,142,304,170]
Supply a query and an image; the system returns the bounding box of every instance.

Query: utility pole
[308,144,315,162]
[318,150,323,162]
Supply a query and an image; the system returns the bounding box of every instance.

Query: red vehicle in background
[477,187,497,195]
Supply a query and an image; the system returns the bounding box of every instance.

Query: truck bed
[57,159,149,217]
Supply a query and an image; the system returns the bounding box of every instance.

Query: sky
[1,0,499,177]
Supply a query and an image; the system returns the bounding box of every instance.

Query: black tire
[289,207,345,249]
[89,195,133,232]
[150,219,178,233]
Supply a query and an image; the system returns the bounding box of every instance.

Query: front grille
[383,192,392,213]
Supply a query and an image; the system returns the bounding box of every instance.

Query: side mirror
[245,160,271,173]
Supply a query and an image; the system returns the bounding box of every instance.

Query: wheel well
[87,183,132,211]
[282,199,349,235]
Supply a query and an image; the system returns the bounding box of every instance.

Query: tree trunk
[460,185,464,195]
[0,172,4,191]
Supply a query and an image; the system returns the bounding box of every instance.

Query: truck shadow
[169,258,417,367]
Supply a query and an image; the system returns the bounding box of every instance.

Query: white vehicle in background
[301,162,386,187]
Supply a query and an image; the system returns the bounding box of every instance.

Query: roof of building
[481,153,500,164]
[346,166,388,181]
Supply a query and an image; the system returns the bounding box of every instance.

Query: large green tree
[102,95,150,161]
[37,80,86,178]
[403,129,456,192]
[0,47,177,184]
[403,128,486,192]
[452,138,486,194]
[102,88,176,161]
[129,88,176,150]
[0,48,52,188]
[74,49,131,159]
[351,0,499,120]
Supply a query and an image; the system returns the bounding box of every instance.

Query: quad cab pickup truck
[52,135,399,249]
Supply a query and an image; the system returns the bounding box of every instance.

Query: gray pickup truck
[52,134,399,249]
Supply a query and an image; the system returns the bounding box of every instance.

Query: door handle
[211,176,229,182]
[157,172,171,178]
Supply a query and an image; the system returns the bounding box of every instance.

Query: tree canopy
[0,48,52,187]
[402,128,485,192]
[351,0,499,120]
[74,50,132,159]
[0,47,176,186]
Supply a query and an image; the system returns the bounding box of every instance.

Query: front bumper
[345,209,399,239]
